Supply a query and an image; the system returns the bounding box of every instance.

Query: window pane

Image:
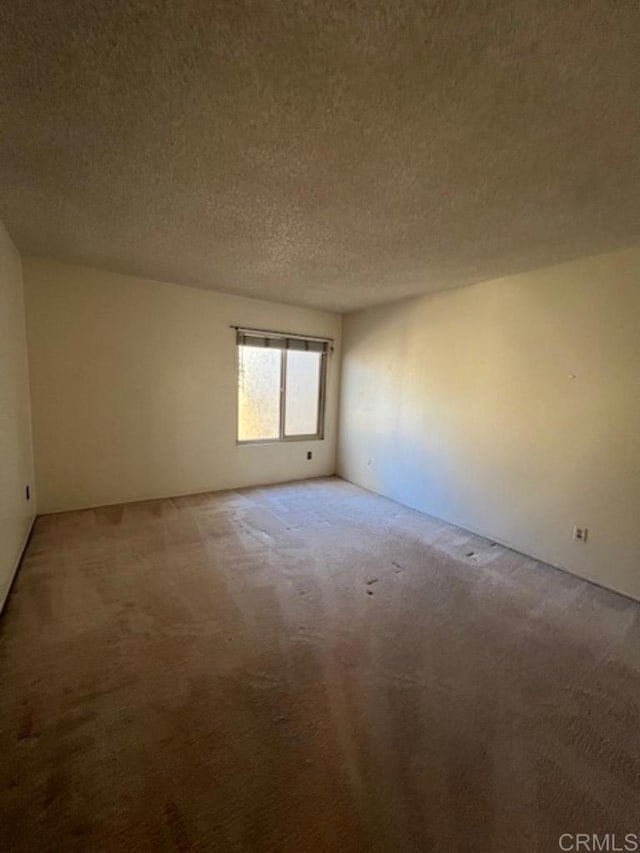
[238,346,281,441]
[284,350,321,436]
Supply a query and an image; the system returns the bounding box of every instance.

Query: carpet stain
[1,477,639,851]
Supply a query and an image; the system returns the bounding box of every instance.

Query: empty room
[1,2,639,851]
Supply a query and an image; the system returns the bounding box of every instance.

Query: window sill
[236,436,324,446]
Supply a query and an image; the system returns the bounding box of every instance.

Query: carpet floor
[1,477,639,851]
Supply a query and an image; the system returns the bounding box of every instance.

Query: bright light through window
[285,350,321,437]
[236,332,327,443]
[237,345,281,442]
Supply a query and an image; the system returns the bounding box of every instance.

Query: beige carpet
[1,477,639,851]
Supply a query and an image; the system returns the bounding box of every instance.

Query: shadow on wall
[338,252,640,597]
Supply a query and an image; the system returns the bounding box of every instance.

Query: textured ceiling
[1,1,639,312]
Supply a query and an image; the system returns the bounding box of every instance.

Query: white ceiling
[1,1,639,312]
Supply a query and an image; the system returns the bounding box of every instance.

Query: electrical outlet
[573,525,588,542]
[306,451,312,460]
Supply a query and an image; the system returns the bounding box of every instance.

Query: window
[236,329,329,443]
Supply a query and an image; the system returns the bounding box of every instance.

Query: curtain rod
[230,325,334,343]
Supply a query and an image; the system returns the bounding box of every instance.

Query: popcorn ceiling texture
[1,1,639,311]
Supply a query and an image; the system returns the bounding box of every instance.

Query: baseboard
[37,473,339,516]
[0,516,36,616]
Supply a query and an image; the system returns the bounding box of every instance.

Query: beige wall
[338,249,640,600]
[0,223,36,611]
[24,259,341,513]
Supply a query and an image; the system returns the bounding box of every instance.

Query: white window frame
[234,327,330,445]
